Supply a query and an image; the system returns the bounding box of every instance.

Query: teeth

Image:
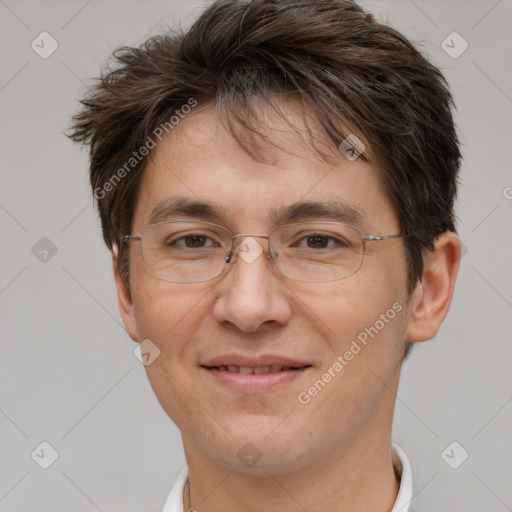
[216,365,293,373]
[253,366,270,374]
[212,364,307,373]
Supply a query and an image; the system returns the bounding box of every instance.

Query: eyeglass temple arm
[121,235,142,243]
[362,234,409,241]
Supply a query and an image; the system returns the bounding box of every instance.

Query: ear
[112,248,139,342]
[406,232,461,342]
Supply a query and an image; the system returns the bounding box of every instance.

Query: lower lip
[202,367,310,393]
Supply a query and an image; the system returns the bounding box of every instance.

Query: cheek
[130,269,215,392]
[130,279,217,427]
[132,285,215,359]
[130,247,207,338]
[294,255,407,354]
[292,279,407,438]
[293,250,409,396]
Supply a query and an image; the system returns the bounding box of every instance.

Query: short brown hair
[69,0,461,295]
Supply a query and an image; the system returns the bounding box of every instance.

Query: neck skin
[181,373,401,512]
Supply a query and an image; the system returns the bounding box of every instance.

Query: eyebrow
[148,197,227,225]
[272,200,364,226]
[147,197,365,227]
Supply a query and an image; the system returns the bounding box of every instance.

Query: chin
[212,444,308,476]
[198,420,309,475]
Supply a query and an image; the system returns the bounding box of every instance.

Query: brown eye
[183,235,208,247]
[296,233,350,250]
[167,234,216,248]
[307,235,329,249]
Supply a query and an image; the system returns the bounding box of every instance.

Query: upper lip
[202,354,311,368]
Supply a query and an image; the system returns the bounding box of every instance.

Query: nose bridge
[229,235,270,267]
[213,234,291,331]
[224,232,283,279]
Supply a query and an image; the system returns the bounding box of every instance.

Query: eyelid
[162,227,229,246]
[297,233,350,245]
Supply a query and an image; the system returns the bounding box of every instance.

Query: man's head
[69,0,461,475]
[70,0,461,296]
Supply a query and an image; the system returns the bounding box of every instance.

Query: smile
[201,357,312,392]
[207,365,306,373]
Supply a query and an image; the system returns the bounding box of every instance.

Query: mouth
[201,355,312,392]
[206,364,307,373]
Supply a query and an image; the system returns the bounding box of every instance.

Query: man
[69,0,461,510]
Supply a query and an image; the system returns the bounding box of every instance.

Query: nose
[212,236,292,332]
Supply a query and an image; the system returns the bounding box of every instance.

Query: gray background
[0,0,511,510]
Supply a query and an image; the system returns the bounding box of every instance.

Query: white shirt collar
[390,444,413,512]
[162,444,412,512]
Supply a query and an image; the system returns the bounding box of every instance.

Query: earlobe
[406,232,461,342]
[112,249,140,342]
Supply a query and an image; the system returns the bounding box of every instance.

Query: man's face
[121,103,412,473]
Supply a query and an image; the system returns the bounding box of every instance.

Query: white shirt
[162,444,413,512]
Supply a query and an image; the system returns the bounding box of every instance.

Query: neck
[182,412,400,512]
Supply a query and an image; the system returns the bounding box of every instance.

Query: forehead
[133,101,399,233]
